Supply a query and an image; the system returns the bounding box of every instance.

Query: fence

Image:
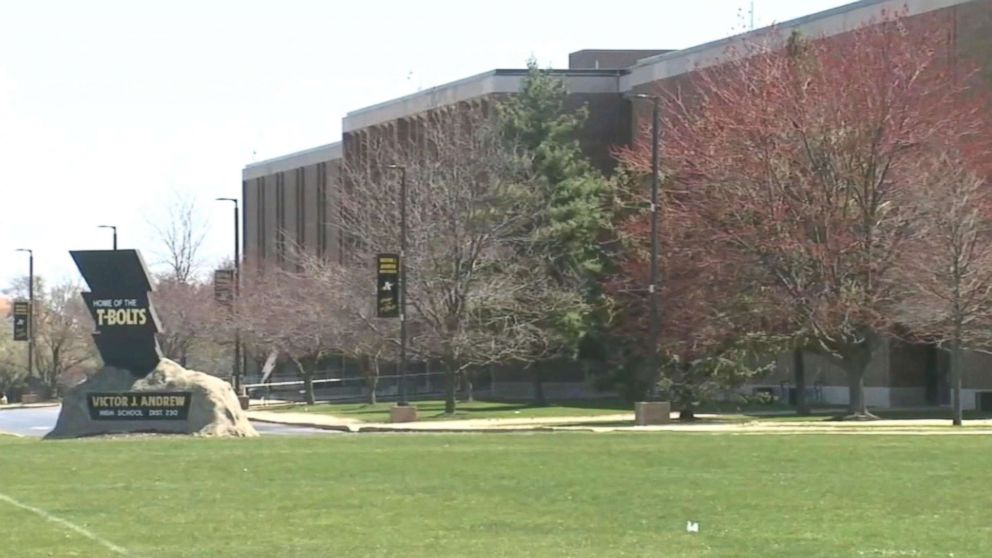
[243,371,448,404]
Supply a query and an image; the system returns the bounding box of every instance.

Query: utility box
[976,392,992,412]
[390,405,418,423]
[635,401,671,425]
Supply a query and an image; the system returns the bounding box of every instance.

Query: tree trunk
[304,372,316,405]
[532,368,547,407]
[951,342,963,427]
[368,377,378,405]
[294,359,316,405]
[463,371,474,403]
[679,407,696,421]
[367,357,379,405]
[841,345,877,420]
[793,349,810,416]
[445,371,456,414]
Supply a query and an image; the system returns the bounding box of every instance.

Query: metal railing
[243,371,448,404]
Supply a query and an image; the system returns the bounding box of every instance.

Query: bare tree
[304,259,392,405]
[239,266,356,405]
[152,277,217,368]
[341,107,583,414]
[893,153,992,425]
[151,192,208,283]
[32,280,98,394]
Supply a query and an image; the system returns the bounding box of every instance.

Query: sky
[0,0,851,290]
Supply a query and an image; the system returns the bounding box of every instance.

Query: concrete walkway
[247,410,636,433]
[248,409,992,435]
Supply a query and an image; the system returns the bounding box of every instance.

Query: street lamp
[216,197,242,393]
[628,93,661,400]
[97,225,117,250]
[14,249,33,380]
[385,164,409,406]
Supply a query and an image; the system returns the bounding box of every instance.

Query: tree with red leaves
[608,167,785,418]
[619,12,992,419]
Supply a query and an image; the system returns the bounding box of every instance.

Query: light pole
[385,164,409,406]
[97,225,117,250]
[14,249,33,380]
[629,93,661,400]
[216,197,242,393]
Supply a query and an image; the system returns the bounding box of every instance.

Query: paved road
[0,406,336,438]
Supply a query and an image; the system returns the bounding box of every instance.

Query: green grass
[272,399,633,422]
[1,434,991,557]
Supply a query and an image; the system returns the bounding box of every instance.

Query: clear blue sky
[0,0,849,288]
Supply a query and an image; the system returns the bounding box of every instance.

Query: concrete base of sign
[390,405,418,423]
[635,401,672,426]
[45,359,258,439]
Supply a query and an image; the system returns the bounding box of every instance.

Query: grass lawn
[271,399,633,422]
[1,434,991,557]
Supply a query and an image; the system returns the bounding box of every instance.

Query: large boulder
[46,359,257,439]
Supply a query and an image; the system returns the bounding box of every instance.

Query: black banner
[86,392,192,421]
[377,253,400,318]
[12,300,28,342]
[214,269,235,306]
[71,250,162,374]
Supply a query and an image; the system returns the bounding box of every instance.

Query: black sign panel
[214,269,235,306]
[86,392,192,421]
[71,250,162,374]
[12,300,29,342]
[377,253,400,318]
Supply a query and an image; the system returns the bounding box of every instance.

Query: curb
[247,418,619,434]
[248,418,355,433]
[0,403,61,412]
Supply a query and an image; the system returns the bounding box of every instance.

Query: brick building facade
[242,0,992,409]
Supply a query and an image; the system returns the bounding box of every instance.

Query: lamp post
[97,225,117,250]
[14,249,33,380]
[216,197,241,393]
[385,164,409,406]
[629,93,661,400]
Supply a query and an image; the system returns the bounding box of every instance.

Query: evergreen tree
[498,60,616,401]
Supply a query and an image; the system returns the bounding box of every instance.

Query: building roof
[343,69,627,133]
[623,0,970,89]
[242,141,342,180]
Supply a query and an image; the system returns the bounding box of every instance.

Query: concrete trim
[243,142,342,180]
[343,69,625,133]
[622,0,970,90]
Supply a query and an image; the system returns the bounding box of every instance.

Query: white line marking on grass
[0,491,129,556]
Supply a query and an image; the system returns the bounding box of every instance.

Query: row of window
[249,163,334,266]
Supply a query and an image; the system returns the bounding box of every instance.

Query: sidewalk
[248,409,992,435]
[247,410,636,433]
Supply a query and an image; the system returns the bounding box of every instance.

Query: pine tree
[498,60,615,401]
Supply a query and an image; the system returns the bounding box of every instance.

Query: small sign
[12,300,29,341]
[376,253,400,318]
[86,392,192,421]
[214,269,235,305]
